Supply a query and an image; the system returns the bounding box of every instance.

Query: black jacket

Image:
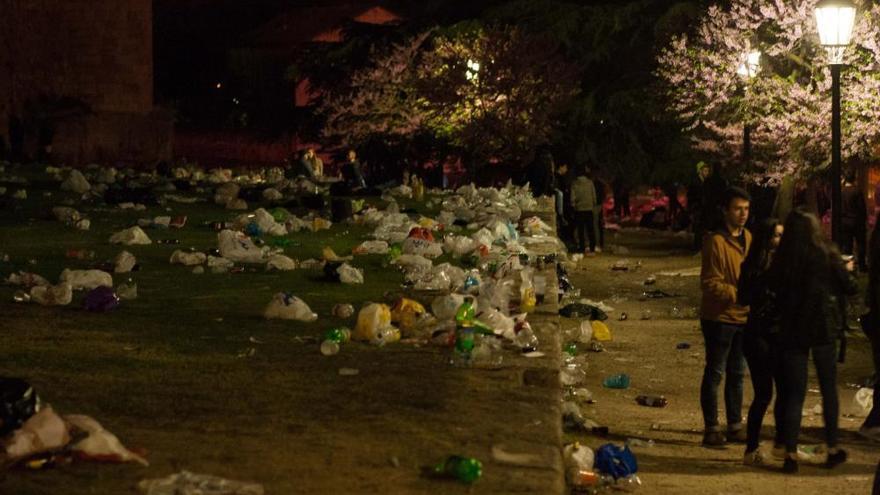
[771,251,857,349]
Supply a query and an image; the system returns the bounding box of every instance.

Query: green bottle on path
[434,455,482,483]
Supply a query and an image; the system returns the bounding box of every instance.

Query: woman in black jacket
[737,218,783,466]
[860,214,880,441]
[768,209,857,473]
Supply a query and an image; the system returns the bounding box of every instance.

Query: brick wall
[0,0,171,165]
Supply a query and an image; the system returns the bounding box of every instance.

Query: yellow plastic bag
[391,298,426,335]
[353,303,392,341]
[591,320,612,342]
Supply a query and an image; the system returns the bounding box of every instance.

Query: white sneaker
[859,425,880,442]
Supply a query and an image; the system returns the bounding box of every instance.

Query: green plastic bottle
[455,299,476,327]
[435,455,482,484]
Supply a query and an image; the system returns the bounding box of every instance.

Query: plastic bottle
[564,342,578,356]
[636,395,668,408]
[320,327,351,356]
[602,373,631,389]
[434,455,482,484]
[563,442,595,471]
[513,321,538,351]
[565,387,593,402]
[455,298,477,327]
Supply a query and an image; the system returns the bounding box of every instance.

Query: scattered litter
[83,286,120,312]
[170,250,207,266]
[676,342,691,350]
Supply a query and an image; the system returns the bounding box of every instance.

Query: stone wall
[0,0,171,165]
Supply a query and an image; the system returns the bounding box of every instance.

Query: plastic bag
[353,303,393,341]
[83,286,120,312]
[402,237,443,258]
[109,226,152,245]
[431,294,465,321]
[480,307,515,339]
[170,250,207,266]
[591,320,612,342]
[114,251,137,273]
[218,230,267,263]
[60,170,91,194]
[6,271,50,288]
[65,414,148,465]
[443,235,477,257]
[29,282,73,306]
[391,298,426,335]
[60,269,113,291]
[477,279,514,314]
[519,269,536,313]
[207,255,234,273]
[263,293,317,322]
[137,471,264,495]
[262,188,283,202]
[52,206,81,223]
[214,183,240,205]
[2,406,70,461]
[337,263,364,284]
[594,444,638,480]
[266,254,297,271]
[563,442,595,471]
[352,240,389,255]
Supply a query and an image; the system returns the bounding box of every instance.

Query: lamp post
[815,0,857,244]
[737,50,761,166]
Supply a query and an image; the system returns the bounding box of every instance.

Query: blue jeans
[700,320,746,431]
[780,343,839,452]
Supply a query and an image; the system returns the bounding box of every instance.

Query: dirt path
[566,228,878,494]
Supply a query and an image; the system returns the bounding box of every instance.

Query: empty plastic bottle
[455,298,476,327]
[636,395,668,408]
[434,455,482,484]
[602,373,631,389]
[320,327,351,356]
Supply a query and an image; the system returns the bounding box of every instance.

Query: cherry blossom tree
[657,0,880,183]
[316,24,579,172]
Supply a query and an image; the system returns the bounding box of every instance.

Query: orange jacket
[700,229,752,324]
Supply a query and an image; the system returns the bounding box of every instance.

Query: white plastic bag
[263,293,317,322]
[353,240,389,255]
[59,269,113,290]
[114,251,137,273]
[402,237,443,258]
[65,414,148,466]
[337,263,364,284]
[431,294,465,321]
[2,406,70,461]
[30,282,73,306]
[109,226,152,245]
[266,254,297,271]
[60,170,91,194]
[218,230,267,263]
[170,250,207,266]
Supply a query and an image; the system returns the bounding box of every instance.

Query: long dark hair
[741,217,781,275]
[769,208,839,290]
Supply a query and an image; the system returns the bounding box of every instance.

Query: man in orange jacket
[700,186,752,448]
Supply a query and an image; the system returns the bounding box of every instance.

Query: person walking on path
[841,171,868,272]
[768,208,856,473]
[571,165,598,255]
[737,218,784,465]
[859,213,880,442]
[700,186,752,448]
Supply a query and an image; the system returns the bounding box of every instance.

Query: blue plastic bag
[595,443,638,480]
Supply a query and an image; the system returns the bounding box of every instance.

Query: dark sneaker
[726,428,747,443]
[702,431,727,449]
[783,457,798,474]
[825,449,847,469]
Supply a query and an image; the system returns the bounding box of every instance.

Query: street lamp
[815,0,857,244]
[737,50,761,166]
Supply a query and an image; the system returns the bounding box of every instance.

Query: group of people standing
[700,185,880,473]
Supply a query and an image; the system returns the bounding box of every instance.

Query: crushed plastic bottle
[565,387,594,402]
[434,455,482,484]
[320,327,351,356]
[602,374,631,389]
